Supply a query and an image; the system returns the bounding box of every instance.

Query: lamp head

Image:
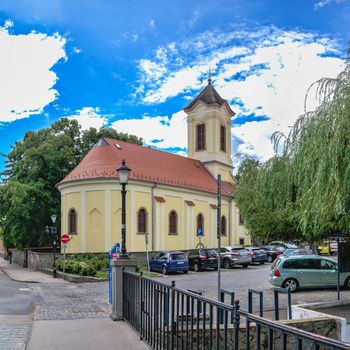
[117,159,131,185]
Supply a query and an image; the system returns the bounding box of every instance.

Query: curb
[0,266,40,283]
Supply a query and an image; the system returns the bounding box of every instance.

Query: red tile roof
[59,138,235,196]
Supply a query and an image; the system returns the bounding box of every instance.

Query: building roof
[59,138,235,197]
[184,79,235,116]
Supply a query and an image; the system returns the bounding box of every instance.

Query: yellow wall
[134,191,151,252]
[86,190,105,252]
[59,179,250,253]
[63,192,81,253]
[110,189,121,249]
[164,195,182,250]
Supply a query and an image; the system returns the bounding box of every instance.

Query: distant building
[58,79,250,253]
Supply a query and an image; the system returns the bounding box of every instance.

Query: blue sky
[0,0,349,171]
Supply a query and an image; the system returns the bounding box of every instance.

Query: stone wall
[176,317,341,349]
[12,249,26,266]
[28,252,55,271]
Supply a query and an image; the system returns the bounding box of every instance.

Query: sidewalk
[0,258,149,350]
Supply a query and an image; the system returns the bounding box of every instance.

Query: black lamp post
[50,214,57,278]
[117,159,131,258]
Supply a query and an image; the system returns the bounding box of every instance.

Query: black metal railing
[122,270,350,350]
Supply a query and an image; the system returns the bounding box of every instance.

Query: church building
[58,79,250,253]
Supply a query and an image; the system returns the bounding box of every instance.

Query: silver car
[219,246,252,269]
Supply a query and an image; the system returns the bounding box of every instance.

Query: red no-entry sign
[61,234,70,244]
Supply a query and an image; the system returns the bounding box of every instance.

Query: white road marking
[19,288,30,291]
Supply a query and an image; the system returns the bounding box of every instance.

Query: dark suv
[188,248,218,272]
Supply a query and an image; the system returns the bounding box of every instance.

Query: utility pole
[217,174,221,301]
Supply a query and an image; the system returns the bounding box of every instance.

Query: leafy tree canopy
[0,118,142,249]
[236,52,350,242]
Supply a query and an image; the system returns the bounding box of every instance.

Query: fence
[123,270,349,350]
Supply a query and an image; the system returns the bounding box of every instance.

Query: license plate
[177,262,184,264]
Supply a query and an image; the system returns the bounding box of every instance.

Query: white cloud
[111,110,187,149]
[0,25,67,122]
[135,27,344,162]
[314,0,346,10]
[67,107,108,130]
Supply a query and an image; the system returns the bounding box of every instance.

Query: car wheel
[183,270,188,274]
[259,261,265,265]
[213,267,218,271]
[194,262,199,272]
[267,256,273,263]
[344,277,350,290]
[223,259,231,269]
[242,264,249,268]
[283,278,298,292]
[162,266,167,275]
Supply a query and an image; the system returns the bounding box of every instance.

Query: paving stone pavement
[30,281,111,320]
[0,324,31,350]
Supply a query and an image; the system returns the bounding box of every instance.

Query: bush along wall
[56,253,109,277]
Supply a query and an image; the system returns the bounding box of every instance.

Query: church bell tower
[184,77,235,183]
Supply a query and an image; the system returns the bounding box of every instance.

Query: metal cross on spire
[208,67,212,85]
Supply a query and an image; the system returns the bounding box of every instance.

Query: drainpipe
[151,183,157,252]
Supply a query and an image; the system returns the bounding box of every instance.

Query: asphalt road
[0,271,33,316]
[0,270,34,350]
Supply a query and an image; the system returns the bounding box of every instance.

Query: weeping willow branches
[236,54,350,241]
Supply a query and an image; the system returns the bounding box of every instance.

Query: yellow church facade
[58,79,250,253]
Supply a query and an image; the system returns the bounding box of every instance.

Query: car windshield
[170,253,186,260]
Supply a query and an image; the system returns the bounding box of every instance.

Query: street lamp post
[51,214,57,278]
[117,159,131,259]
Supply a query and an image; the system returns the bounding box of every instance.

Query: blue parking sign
[109,243,120,304]
[197,228,203,237]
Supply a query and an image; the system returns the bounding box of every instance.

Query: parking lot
[152,257,350,317]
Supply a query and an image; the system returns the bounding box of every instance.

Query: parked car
[218,246,251,269]
[188,248,218,272]
[244,247,268,264]
[269,241,298,249]
[260,245,284,263]
[268,255,350,292]
[317,240,338,255]
[150,251,189,275]
[282,248,309,257]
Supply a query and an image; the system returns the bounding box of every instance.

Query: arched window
[220,125,226,152]
[169,210,178,235]
[137,208,147,234]
[221,216,227,236]
[197,213,204,236]
[68,209,77,234]
[196,124,206,150]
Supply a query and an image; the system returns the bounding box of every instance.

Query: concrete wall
[292,303,348,342]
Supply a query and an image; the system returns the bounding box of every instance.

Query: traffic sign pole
[60,235,70,280]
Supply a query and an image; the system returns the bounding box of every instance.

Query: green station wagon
[268,255,350,292]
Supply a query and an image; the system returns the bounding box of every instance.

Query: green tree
[235,50,350,242]
[0,118,142,249]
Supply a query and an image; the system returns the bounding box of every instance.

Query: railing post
[232,299,240,350]
[110,259,138,321]
[140,271,144,340]
[170,280,176,349]
[274,289,279,321]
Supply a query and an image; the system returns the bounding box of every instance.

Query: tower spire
[208,67,212,85]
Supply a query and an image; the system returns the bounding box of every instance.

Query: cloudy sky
[0,0,349,171]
